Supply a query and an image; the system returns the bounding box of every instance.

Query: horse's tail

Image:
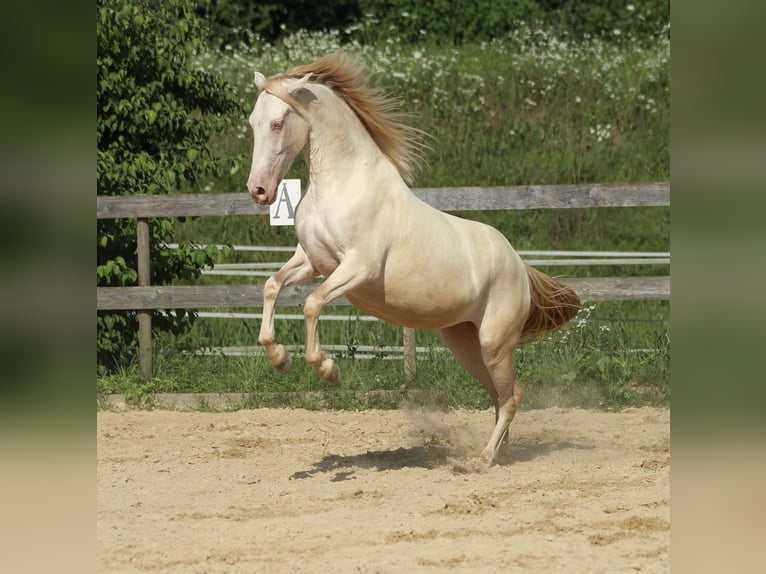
[521,264,581,342]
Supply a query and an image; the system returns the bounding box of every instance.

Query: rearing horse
[247,53,580,464]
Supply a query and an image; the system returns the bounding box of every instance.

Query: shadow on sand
[289,439,591,481]
[289,445,450,481]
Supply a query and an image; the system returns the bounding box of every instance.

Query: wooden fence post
[136,218,152,380]
[403,327,416,383]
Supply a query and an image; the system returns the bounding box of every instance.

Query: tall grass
[98,300,669,410]
[181,22,669,253]
[98,24,670,410]
[193,22,669,183]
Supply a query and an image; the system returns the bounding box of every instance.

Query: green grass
[97,301,669,411]
[178,23,669,252]
[98,25,670,411]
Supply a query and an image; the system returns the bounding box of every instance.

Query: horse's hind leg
[438,322,498,403]
[259,245,318,373]
[438,323,513,459]
[439,322,521,463]
[479,356,523,464]
[476,319,524,465]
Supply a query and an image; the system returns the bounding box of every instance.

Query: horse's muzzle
[250,186,270,204]
[247,176,277,205]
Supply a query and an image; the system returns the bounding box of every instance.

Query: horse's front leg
[258,245,318,373]
[303,254,374,384]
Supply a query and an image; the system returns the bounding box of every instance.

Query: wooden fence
[97,182,671,380]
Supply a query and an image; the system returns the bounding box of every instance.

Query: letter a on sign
[270,179,302,226]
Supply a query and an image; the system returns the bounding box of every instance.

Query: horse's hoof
[276,354,292,373]
[321,359,341,385]
[327,368,340,385]
[271,345,292,373]
[480,448,497,468]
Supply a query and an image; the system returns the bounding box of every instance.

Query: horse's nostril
[249,185,270,204]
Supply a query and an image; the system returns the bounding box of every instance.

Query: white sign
[269,179,302,226]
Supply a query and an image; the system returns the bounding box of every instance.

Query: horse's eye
[270,120,284,132]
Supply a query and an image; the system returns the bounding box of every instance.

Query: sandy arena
[97,406,669,573]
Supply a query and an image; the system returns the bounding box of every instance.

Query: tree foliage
[537,0,669,41]
[97,0,240,372]
[195,0,669,47]
[354,0,543,45]
[196,0,362,47]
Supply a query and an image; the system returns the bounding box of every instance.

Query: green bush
[97,0,240,372]
[195,0,362,47]
[540,0,669,42]
[195,1,669,47]
[355,0,543,45]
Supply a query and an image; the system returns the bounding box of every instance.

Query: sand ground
[97,406,669,573]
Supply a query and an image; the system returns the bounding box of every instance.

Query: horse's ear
[254,71,267,90]
[285,73,312,95]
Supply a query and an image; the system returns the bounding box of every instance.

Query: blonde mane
[263,52,426,184]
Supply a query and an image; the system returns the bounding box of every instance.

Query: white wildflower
[590,123,612,143]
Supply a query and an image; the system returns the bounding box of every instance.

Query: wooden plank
[136,219,151,287]
[97,284,351,311]
[96,183,669,219]
[560,276,670,301]
[414,182,670,211]
[97,194,270,218]
[403,327,417,383]
[97,276,669,311]
[136,218,152,380]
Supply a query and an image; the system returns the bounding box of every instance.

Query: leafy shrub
[355,0,543,45]
[196,0,363,47]
[540,0,669,43]
[195,1,668,47]
[97,0,240,372]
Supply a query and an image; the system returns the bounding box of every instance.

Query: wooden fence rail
[97,276,671,312]
[97,182,670,219]
[97,183,670,380]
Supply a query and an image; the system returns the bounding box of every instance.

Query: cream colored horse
[247,53,580,464]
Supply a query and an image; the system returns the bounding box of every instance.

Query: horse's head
[247,72,311,205]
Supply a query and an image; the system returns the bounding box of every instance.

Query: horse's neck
[304,91,398,201]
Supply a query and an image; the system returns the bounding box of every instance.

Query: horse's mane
[263,52,426,184]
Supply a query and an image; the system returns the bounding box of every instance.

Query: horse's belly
[346,283,479,329]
